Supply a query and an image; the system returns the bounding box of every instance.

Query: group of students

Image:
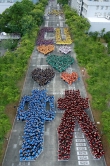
[57,89,104,160]
[46,54,74,72]
[77,111,104,159]
[59,46,71,54]
[31,68,55,86]
[17,89,55,161]
[61,72,78,85]
[36,27,54,46]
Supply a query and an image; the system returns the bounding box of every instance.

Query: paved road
[2,1,107,166]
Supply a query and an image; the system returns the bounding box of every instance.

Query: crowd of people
[59,46,71,54]
[36,27,54,46]
[17,89,55,161]
[61,72,78,85]
[57,90,104,160]
[31,68,55,86]
[46,54,74,72]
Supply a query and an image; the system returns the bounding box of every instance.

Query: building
[70,0,110,32]
[0,0,15,14]
[0,0,39,14]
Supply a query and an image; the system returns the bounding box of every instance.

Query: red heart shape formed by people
[61,72,78,85]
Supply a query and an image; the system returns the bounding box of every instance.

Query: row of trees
[0,0,48,162]
[0,0,47,36]
[63,5,110,143]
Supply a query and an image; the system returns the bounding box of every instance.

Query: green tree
[103,31,110,42]
[0,0,34,34]
[100,28,105,38]
[1,39,18,51]
[88,31,99,41]
[101,111,110,143]
[31,8,44,26]
[20,15,35,35]
[108,42,110,54]
[0,106,11,141]
[58,0,68,5]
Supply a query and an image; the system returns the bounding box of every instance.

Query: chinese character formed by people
[57,90,104,160]
[17,89,55,161]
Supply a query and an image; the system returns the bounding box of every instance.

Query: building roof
[87,17,110,23]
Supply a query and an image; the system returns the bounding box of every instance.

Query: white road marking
[44,131,49,135]
[19,141,22,145]
[76,143,86,146]
[75,133,84,138]
[46,20,65,22]
[36,65,49,67]
[78,156,88,160]
[76,147,87,151]
[60,21,63,27]
[75,139,86,142]
[59,16,62,20]
[78,161,89,165]
[77,151,88,155]
[13,144,17,149]
[73,86,76,90]
[44,32,47,38]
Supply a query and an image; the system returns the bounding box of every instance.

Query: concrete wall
[71,0,78,10]
[88,19,110,32]
[82,0,110,17]
[0,3,14,14]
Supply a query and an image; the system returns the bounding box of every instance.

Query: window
[106,6,108,10]
[104,13,106,16]
[101,6,103,10]
[97,12,101,16]
[96,6,99,10]
[95,12,97,16]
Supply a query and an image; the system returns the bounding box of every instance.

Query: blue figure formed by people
[17,89,55,161]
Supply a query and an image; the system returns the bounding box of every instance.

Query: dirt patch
[80,67,110,166]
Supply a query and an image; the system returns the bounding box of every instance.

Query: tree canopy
[0,0,46,35]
